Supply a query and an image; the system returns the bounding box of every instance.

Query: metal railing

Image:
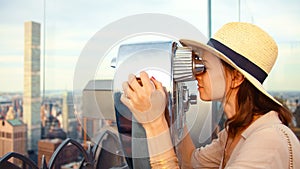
[0,129,128,169]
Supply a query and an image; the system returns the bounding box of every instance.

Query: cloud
[0,24,24,53]
[0,55,23,65]
[0,0,43,24]
[0,67,24,92]
[0,0,300,92]
[43,66,74,90]
[239,0,300,41]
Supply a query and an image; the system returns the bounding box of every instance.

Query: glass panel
[211,0,300,133]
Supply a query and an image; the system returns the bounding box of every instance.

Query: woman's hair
[221,61,293,137]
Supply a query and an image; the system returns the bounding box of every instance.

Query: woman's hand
[120,71,167,127]
[121,72,180,168]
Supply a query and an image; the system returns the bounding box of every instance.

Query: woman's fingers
[140,71,154,92]
[122,81,135,100]
[121,71,168,124]
[128,74,142,92]
[120,93,130,108]
[151,75,164,91]
[123,71,165,98]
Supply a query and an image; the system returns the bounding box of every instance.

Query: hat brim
[179,39,282,106]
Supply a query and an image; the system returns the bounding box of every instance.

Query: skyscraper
[62,91,77,139]
[23,21,41,152]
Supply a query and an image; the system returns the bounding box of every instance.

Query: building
[5,106,15,120]
[82,80,115,140]
[23,21,41,152]
[62,91,78,139]
[37,139,79,169]
[0,119,27,166]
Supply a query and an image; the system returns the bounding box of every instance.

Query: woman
[121,22,300,168]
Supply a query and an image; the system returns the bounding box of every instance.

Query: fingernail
[128,74,135,81]
[151,76,156,80]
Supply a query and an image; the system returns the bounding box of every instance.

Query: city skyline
[0,0,300,92]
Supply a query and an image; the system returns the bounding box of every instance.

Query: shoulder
[238,124,288,155]
[227,124,293,168]
[242,124,300,167]
[246,122,299,147]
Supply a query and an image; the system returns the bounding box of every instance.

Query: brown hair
[222,61,293,138]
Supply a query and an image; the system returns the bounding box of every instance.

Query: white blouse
[191,111,300,169]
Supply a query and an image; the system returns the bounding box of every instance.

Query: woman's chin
[199,95,211,102]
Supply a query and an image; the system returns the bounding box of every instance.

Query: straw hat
[180,22,282,106]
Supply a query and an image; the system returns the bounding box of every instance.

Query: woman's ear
[230,70,245,88]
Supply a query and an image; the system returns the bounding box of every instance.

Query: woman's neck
[223,94,237,119]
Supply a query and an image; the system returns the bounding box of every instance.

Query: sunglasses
[193,51,206,76]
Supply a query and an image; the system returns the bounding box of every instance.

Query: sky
[0,0,299,92]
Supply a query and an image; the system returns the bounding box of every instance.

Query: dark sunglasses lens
[193,54,206,75]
